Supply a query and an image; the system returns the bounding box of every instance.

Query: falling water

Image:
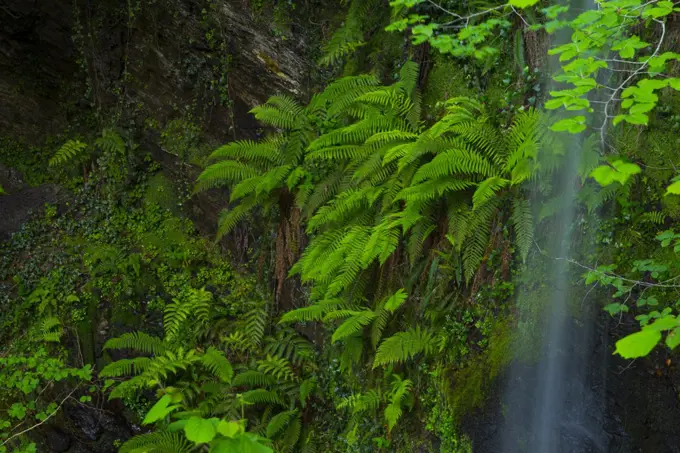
[498,0,608,451]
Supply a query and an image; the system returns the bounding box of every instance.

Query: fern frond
[201,347,234,383]
[373,326,437,368]
[215,198,257,239]
[264,329,315,365]
[472,176,508,210]
[241,389,285,406]
[250,105,299,130]
[103,332,167,355]
[639,211,666,225]
[95,129,126,155]
[232,370,276,387]
[339,333,364,372]
[511,198,533,263]
[244,305,268,348]
[209,138,283,166]
[412,146,495,183]
[40,317,63,342]
[331,310,376,343]
[397,178,474,202]
[119,431,193,453]
[279,298,347,324]
[194,161,260,192]
[267,410,298,438]
[49,140,87,167]
[257,355,297,383]
[99,357,152,377]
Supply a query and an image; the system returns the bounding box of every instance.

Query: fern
[95,128,126,155]
[257,355,297,383]
[163,288,211,342]
[267,410,298,438]
[100,357,151,377]
[233,370,276,387]
[244,304,268,348]
[209,138,283,166]
[278,298,347,324]
[119,431,193,453]
[201,347,234,383]
[373,326,437,368]
[103,332,167,355]
[384,376,413,431]
[49,139,87,167]
[40,317,63,342]
[241,389,285,406]
[216,198,258,239]
[511,198,533,263]
[331,310,377,343]
[194,161,260,192]
[472,176,509,210]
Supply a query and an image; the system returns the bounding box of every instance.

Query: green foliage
[49,139,88,167]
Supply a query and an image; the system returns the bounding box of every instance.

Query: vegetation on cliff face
[2,0,680,452]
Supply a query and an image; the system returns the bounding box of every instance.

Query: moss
[144,173,180,214]
[422,54,473,117]
[447,318,513,421]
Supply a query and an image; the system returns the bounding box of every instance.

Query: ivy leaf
[509,0,540,8]
[614,328,661,358]
[142,395,179,425]
[184,417,217,444]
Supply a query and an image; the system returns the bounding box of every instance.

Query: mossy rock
[447,319,513,422]
[143,173,180,214]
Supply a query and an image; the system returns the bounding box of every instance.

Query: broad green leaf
[590,160,641,186]
[665,180,680,195]
[551,116,586,134]
[184,416,217,444]
[143,395,179,425]
[624,113,649,125]
[509,0,540,8]
[612,36,649,59]
[604,303,629,315]
[666,327,680,349]
[642,0,673,18]
[217,420,243,438]
[614,328,661,358]
[647,315,680,332]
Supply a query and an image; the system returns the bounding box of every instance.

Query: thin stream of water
[499,0,608,451]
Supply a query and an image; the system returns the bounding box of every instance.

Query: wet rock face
[0,0,310,143]
[463,310,680,453]
[0,184,63,239]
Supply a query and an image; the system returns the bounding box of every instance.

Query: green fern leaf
[511,198,533,263]
[201,347,234,383]
[331,310,376,343]
[373,326,436,368]
[267,410,297,438]
[472,176,508,210]
[103,332,167,355]
[49,140,87,167]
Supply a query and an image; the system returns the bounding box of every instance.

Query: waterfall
[498,1,608,451]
